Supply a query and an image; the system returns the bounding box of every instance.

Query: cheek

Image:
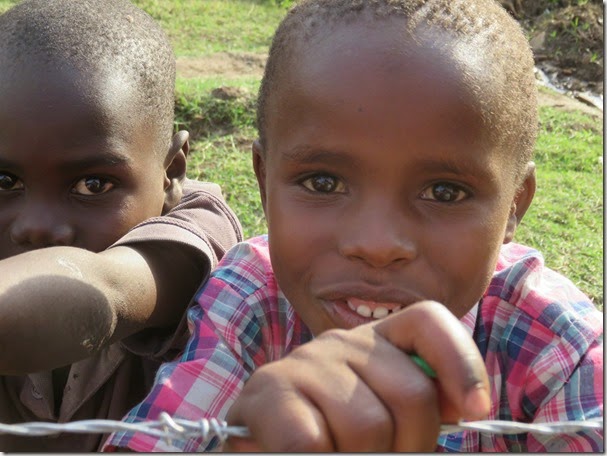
[266,195,335,292]
[129,167,168,216]
[76,214,134,252]
[428,222,504,317]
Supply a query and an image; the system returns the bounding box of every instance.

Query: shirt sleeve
[102,240,278,452]
[112,179,244,360]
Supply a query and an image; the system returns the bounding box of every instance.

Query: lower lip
[326,301,374,329]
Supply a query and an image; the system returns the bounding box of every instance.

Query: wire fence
[0,413,602,446]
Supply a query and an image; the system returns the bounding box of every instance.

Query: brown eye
[301,175,346,193]
[0,173,24,191]
[72,177,114,196]
[420,183,468,202]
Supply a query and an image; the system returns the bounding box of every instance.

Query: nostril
[10,219,75,248]
[52,225,76,246]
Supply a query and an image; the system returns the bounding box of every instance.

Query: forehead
[0,60,156,155]
[0,55,136,117]
[267,18,492,148]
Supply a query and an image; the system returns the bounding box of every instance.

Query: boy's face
[255,20,534,335]
[0,65,171,258]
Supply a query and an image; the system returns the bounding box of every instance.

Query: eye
[71,176,115,196]
[0,173,24,191]
[301,174,346,193]
[420,182,468,202]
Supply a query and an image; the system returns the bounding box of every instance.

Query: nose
[338,202,417,268]
[10,204,76,249]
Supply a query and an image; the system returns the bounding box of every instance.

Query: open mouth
[346,297,403,320]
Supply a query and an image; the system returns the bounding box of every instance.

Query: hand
[224,300,490,452]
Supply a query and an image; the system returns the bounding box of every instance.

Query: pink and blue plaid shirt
[104,235,603,452]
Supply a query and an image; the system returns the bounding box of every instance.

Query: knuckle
[317,327,351,344]
[342,410,393,451]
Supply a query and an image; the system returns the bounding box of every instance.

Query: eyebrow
[58,153,133,173]
[411,155,498,182]
[282,145,359,167]
[411,157,472,175]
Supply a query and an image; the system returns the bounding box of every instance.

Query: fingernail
[464,384,490,420]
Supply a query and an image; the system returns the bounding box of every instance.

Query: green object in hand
[410,354,437,378]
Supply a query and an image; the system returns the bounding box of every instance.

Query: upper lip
[316,282,427,307]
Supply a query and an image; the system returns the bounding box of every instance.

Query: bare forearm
[0,246,157,374]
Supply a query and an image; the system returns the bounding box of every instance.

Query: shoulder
[479,242,602,383]
[206,235,273,291]
[169,178,243,242]
[482,242,601,345]
[485,242,600,331]
[476,243,603,427]
[179,179,229,207]
[193,235,276,313]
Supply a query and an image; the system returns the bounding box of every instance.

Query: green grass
[131,0,286,56]
[516,106,603,308]
[0,0,286,54]
[0,0,16,13]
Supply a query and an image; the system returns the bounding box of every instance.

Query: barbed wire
[0,413,602,446]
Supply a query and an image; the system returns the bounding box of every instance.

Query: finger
[227,332,396,452]
[371,300,491,422]
[225,362,333,452]
[346,327,441,451]
[290,330,394,452]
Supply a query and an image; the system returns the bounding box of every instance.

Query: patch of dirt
[537,86,602,118]
[177,51,266,79]
[499,0,603,96]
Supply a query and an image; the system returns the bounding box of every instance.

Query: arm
[0,240,204,374]
[0,181,242,374]
[225,301,491,452]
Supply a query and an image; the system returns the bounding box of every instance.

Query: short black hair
[0,0,176,150]
[257,0,538,177]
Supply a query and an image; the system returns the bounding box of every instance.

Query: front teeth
[347,301,400,319]
[372,307,389,319]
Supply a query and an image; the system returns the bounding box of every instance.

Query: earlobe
[503,162,536,244]
[162,130,190,213]
[252,139,268,213]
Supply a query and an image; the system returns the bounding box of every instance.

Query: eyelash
[419,182,470,203]
[70,176,115,196]
[299,173,346,194]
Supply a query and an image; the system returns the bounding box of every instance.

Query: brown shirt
[0,180,243,451]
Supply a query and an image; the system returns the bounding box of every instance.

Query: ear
[252,139,268,214]
[162,130,189,213]
[503,161,536,244]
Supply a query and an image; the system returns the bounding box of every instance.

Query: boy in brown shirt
[0,0,242,450]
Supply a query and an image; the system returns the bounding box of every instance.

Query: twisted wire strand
[0,414,601,443]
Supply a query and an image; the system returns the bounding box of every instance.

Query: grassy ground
[0,0,602,309]
[132,0,285,56]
